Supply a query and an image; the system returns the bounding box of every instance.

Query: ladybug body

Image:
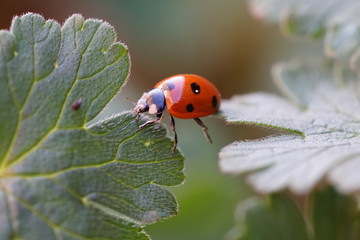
[134,74,221,152]
[155,75,221,119]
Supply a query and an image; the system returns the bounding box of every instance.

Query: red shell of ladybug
[134,74,221,153]
[154,74,221,119]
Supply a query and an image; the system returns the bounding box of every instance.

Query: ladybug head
[134,88,166,119]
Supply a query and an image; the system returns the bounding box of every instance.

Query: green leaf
[248,0,360,70]
[0,13,184,239]
[311,187,360,240]
[226,187,360,240]
[228,194,309,240]
[219,59,360,194]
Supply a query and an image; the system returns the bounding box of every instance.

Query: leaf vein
[1,17,38,169]
[1,184,89,240]
[1,186,19,239]
[6,23,102,168]
[78,47,126,81]
[51,178,143,233]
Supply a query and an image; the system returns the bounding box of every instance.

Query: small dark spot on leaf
[72,98,84,111]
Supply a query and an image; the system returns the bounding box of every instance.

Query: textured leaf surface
[0,13,184,239]
[219,60,360,194]
[248,0,360,70]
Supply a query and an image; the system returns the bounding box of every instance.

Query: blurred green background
[1,1,320,239]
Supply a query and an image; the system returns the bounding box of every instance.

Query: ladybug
[134,74,221,152]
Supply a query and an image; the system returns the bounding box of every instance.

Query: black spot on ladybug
[168,82,175,90]
[191,82,200,94]
[71,98,83,111]
[186,103,194,112]
[212,96,218,108]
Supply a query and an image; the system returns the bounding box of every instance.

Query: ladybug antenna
[126,97,136,105]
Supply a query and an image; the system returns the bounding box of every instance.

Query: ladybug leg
[169,115,178,153]
[138,113,163,129]
[193,118,212,144]
[135,112,140,120]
